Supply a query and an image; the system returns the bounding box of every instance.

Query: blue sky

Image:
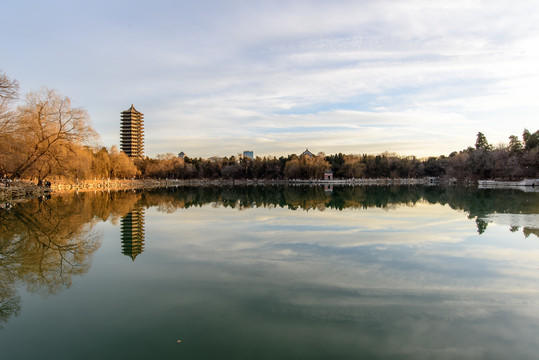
[2,0,539,158]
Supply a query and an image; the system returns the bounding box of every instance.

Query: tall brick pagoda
[120,105,144,157]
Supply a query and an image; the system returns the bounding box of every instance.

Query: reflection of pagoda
[120,208,145,261]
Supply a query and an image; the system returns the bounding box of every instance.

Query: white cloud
[3,0,539,157]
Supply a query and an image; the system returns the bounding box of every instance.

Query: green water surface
[1,186,538,359]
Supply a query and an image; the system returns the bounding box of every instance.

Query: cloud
[3,0,539,156]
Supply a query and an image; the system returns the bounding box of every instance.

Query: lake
[1,185,538,359]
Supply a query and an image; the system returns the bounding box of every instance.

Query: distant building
[178,151,186,159]
[243,150,254,159]
[300,148,315,157]
[208,156,223,163]
[324,170,334,181]
[120,105,144,157]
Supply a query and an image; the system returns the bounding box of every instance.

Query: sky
[2,0,539,158]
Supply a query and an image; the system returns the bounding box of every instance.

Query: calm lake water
[1,185,539,359]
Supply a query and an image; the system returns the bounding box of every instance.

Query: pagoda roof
[300,148,315,157]
[123,104,142,114]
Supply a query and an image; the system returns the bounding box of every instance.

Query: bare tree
[0,72,18,99]
[0,72,19,152]
[2,88,97,182]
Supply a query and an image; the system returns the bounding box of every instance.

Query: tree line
[138,129,538,181]
[1,71,537,183]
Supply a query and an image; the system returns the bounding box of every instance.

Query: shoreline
[0,181,53,203]
[7,176,539,202]
[1,177,455,203]
[49,177,455,192]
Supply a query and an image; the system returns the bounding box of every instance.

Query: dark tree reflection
[0,191,143,326]
[0,296,20,329]
[139,185,539,236]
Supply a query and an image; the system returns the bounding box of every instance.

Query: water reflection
[0,185,538,333]
[120,208,145,260]
[138,185,539,236]
[0,191,139,326]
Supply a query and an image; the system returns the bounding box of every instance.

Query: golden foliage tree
[284,155,330,179]
[1,88,97,182]
[340,155,365,178]
[108,146,139,178]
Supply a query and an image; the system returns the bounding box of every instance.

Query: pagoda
[120,105,144,157]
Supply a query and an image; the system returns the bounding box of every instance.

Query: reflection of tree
[0,197,101,326]
[138,185,539,235]
[121,208,145,261]
[0,190,144,326]
[1,199,101,296]
[0,296,20,329]
[475,218,489,235]
[1,185,536,326]
[523,227,539,239]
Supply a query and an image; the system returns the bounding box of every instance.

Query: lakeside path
[50,177,445,192]
[1,177,451,203]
